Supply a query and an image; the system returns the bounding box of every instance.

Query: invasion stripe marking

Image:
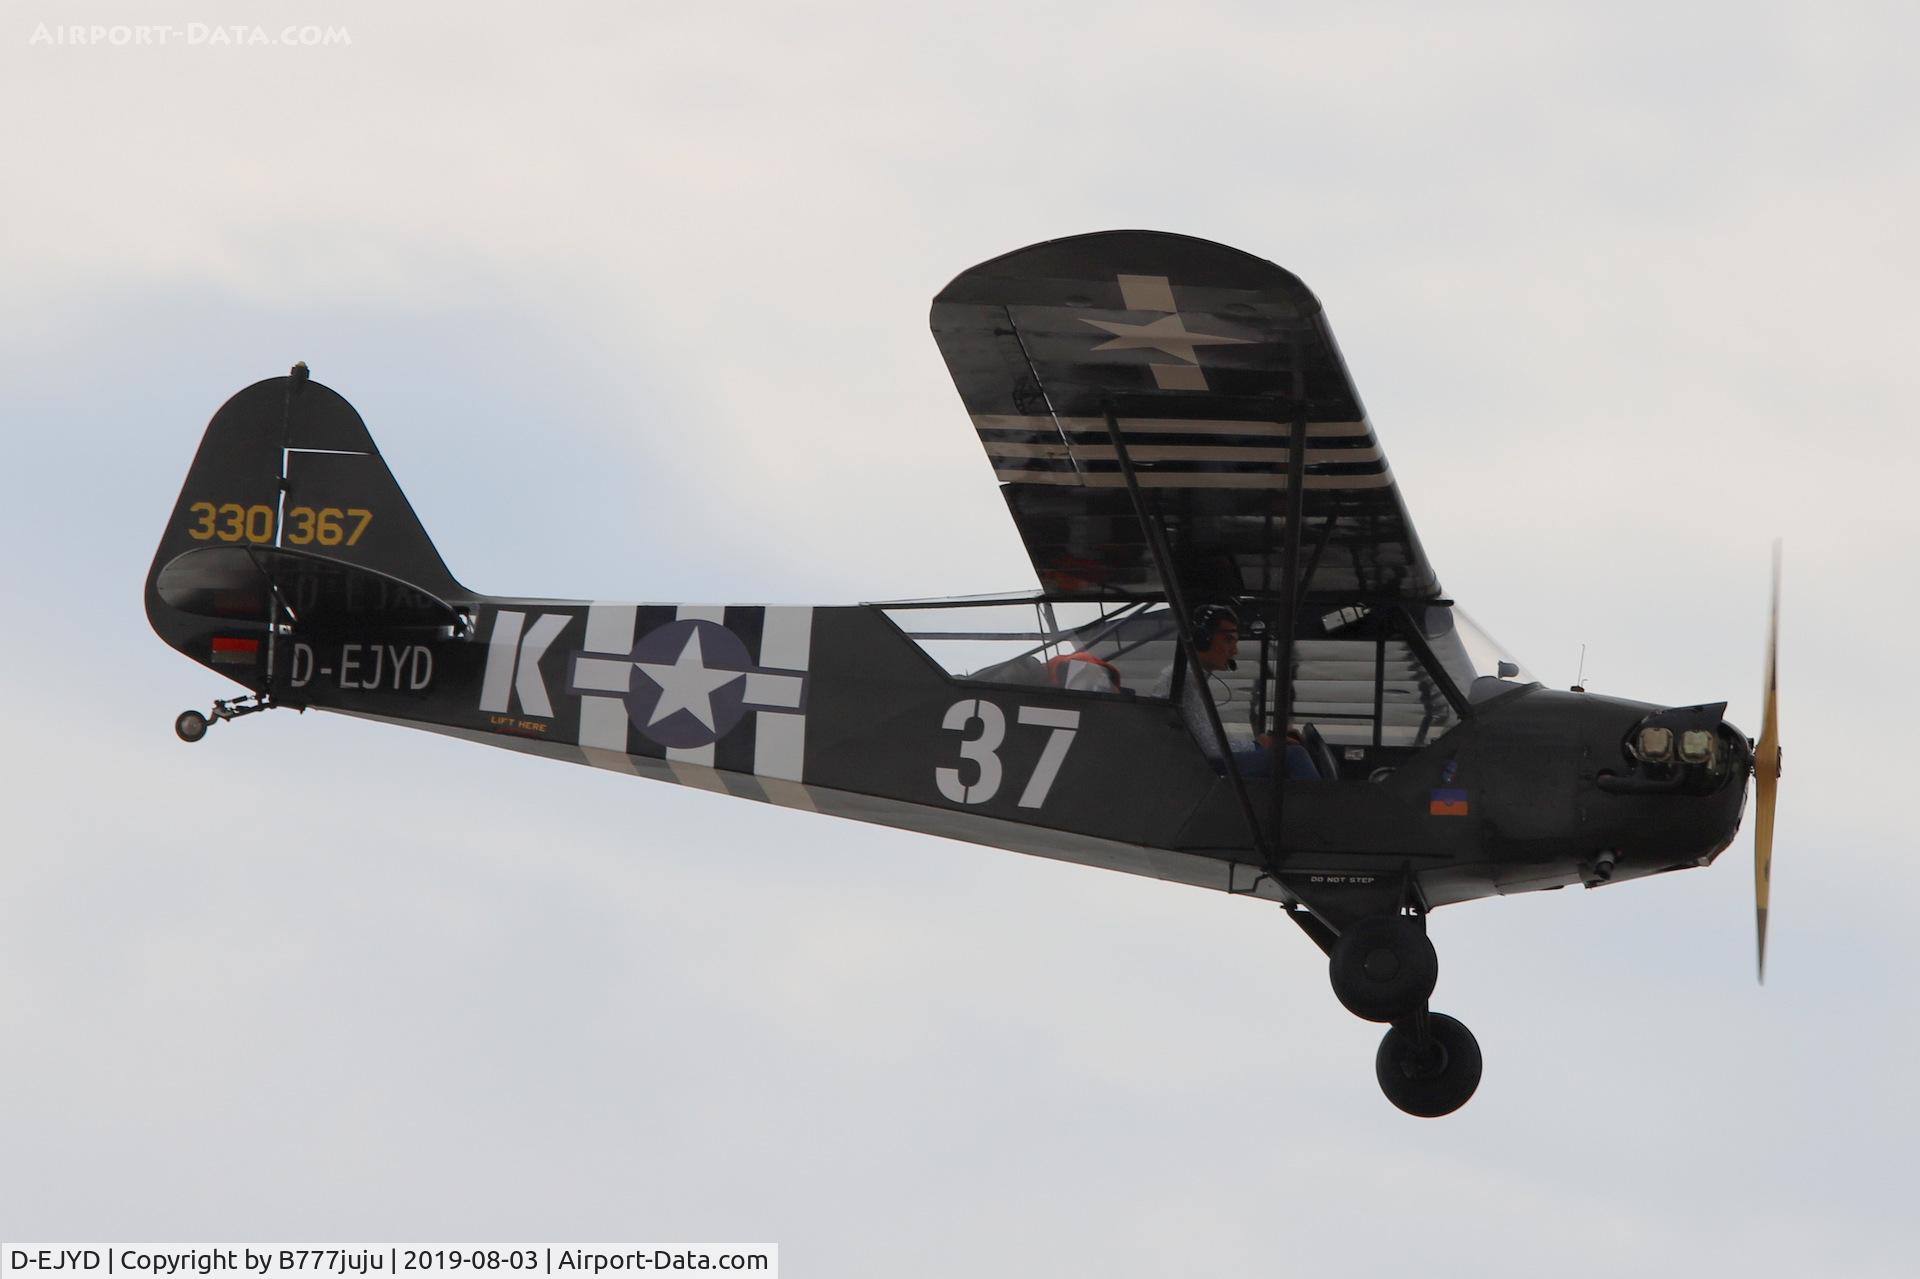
[755,606,813,784]
[973,414,1373,437]
[982,442,1385,465]
[577,602,640,759]
[660,608,729,770]
[758,777,818,811]
[977,430,1379,451]
[993,469,1397,490]
[668,758,730,792]
[579,700,635,767]
[585,602,637,654]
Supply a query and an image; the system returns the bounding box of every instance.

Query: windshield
[1421,605,1535,700]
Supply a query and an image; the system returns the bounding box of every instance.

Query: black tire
[1328,914,1438,1022]
[1375,1012,1482,1118]
[174,710,208,743]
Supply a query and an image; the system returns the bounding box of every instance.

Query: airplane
[145,230,1781,1117]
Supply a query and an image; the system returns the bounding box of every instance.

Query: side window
[1256,608,1477,780]
[1288,635,1462,750]
[880,600,1173,698]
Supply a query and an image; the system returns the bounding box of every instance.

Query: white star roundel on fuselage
[569,615,811,752]
[635,626,745,732]
[625,618,754,748]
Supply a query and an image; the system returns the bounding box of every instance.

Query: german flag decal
[210,636,260,666]
[1429,788,1470,817]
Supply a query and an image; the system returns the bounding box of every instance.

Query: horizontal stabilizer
[155,545,463,633]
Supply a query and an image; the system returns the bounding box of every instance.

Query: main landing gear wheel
[174,709,209,743]
[1328,914,1438,1022]
[1375,1013,1482,1118]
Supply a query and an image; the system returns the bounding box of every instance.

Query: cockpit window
[879,594,1530,754]
[880,598,1171,696]
[1287,636,1462,748]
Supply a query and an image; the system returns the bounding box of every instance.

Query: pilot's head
[1192,603,1240,672]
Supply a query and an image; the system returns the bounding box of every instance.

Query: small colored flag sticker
[211,636,260,665]
[1429,787,1470,817]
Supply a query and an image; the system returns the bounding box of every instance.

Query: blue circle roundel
[623,618,753,749]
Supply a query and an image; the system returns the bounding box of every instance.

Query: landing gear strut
[1299,904,1482,1116]
[173,692,276,742]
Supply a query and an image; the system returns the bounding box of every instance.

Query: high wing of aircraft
[146,231,1779,1117]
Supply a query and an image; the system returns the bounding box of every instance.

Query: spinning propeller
[1753,546,1782,983]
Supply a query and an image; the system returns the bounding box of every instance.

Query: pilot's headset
[1189,602,1240,672]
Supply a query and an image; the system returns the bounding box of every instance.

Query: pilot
[1152,604,1319,779]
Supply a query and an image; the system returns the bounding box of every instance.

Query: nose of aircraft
[1723,717,1755,778]
[1589,704,1752,886]
[1719,715,1755,834]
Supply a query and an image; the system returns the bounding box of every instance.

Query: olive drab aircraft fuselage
[147,231,1769,1118]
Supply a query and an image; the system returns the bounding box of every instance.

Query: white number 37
[935,699,1081,809]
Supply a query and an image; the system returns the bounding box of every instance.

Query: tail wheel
[1375,1013,1482,1118]
[174,710,209,743]
[1329,914,1437,1022]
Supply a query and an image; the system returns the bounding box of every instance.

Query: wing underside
[931,231,1441,602]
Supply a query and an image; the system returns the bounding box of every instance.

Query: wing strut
[1100,404,1277,874]
[1267,402,1310,852]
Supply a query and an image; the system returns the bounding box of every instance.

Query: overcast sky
[4,2,1916,1274]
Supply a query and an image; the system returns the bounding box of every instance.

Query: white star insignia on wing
[1081,313,1254,364]
[634,630,744,730]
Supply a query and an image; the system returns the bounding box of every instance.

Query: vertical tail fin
[145,367,468,680]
